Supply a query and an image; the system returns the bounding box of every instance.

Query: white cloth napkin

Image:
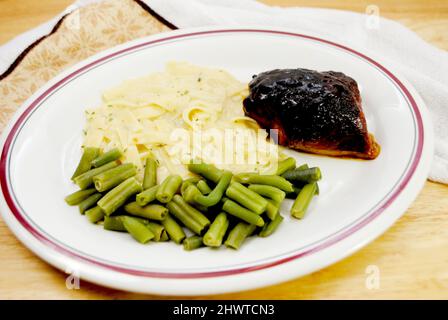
[1,0,447,184]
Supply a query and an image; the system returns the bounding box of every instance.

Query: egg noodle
[83,62,280,182]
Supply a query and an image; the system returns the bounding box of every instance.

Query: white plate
[0,27,433,296]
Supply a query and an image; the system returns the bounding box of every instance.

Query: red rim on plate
[0,29,424,279]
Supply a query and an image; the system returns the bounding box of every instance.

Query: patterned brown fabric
[0,0,172,132]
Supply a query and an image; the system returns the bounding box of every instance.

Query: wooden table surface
[0,0,447,299]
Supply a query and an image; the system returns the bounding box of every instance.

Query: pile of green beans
[66,150,322,250]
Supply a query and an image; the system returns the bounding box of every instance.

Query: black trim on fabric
[134,0,178,30]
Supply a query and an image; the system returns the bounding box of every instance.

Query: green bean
[161,214,186,244]
[156,175,182,203]
[122,216,154,244]
[225,182,268,214]
[130,216,150,225]
[166,201,205,235]
[172,195,210,228]
[160,230,169,241]
[180,180,208,213]
[180,177,202,196]
[93,163,136,192]
[183,236,204,251]
[297,163,309,170]
[97,177,142,216]
[247,184,286,204]
[276,157,296,175]
[203,212,229,247]
[265,199,279,221]
[85,206,105,223]
[65,188,97,205]
[184,171,232,207]
[291,182,317,219]
[103,215,149,231]
[285,185,302,199]
[230,182,268,204]
[91,148,122,168]
[233,173,294,192]
[78,193,102,214]
[103,216,127,231]
[197,180,212,195]
[286,181,318,198]
[225,222,256,250]
[282,167,322,183]
[188,163,224,183]
[222,199,264,227]
[73,161,119,189]
[191,202,208,213]
[146,222,166,242]
[142,157,157,190]
[136,185,159,206]
[124,201,168,221]
[71,147,100,180]
[259,214,284,237]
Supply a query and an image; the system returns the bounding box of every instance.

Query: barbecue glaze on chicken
[243,68,380,159]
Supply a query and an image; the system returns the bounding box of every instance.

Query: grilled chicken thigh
[243,68,380,159]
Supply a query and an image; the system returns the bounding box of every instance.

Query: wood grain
[0,0,447,299]
[261,0,448,51]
